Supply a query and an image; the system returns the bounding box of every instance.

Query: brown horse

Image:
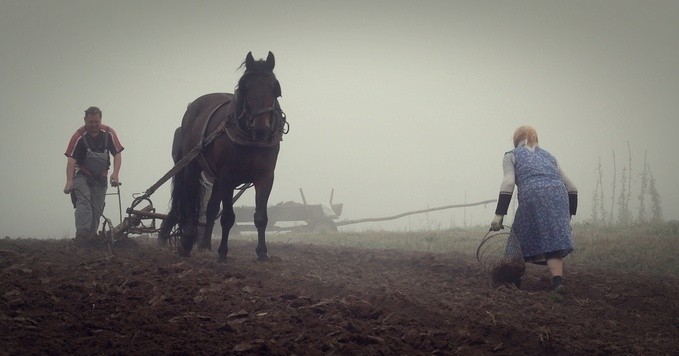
[169,51,286,262]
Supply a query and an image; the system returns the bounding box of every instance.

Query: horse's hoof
[177,246,190,258]
[257,254,269,262]
[217,255,227,263]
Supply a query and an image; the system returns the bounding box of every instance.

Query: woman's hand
[490,214,504,231]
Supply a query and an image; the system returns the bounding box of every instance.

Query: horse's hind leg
[176,164,202,257]
[199,186,222,251]
[196,172,217,251]
[217,188,235,263]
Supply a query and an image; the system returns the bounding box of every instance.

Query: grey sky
[1,0,678,238]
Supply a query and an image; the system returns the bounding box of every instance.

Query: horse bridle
[238,101,278,124]
[234,91,287,142]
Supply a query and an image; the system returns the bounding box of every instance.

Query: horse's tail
[159,128,184,240]
[171,160,202,234]
[170,106,203,236]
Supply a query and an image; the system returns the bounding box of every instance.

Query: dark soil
[1,236,677,355]
[490,259,526,288]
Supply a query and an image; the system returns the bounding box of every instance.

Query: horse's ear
[245,52,255,69]
[266,51,275,70]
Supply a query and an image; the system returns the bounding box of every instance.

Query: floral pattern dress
[503,144,575,263]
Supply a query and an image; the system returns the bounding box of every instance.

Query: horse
[167,51,286,262]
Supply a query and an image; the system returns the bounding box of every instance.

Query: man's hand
[63,181,73,194]
[110,174,120,187]
[490,214,504,231]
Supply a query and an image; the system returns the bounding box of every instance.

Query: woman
[490,125,577,293]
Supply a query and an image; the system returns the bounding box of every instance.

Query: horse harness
[138,94,286,200]
[197,94,288,182]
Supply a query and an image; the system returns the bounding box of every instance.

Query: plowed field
[1,237,677,354]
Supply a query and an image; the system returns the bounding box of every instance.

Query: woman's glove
[490,214,504,231]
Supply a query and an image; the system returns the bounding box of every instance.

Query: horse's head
[236,51,283,142]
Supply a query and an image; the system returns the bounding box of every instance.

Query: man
[63,106,124,243]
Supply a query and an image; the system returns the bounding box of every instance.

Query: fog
[1,1,678,238]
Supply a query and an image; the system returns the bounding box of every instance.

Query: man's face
[84,114,102,135]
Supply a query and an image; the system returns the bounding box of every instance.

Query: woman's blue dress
[512,146,573,263]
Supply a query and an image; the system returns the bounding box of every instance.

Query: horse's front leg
[217,187,235,263]
[254,177,274,261]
